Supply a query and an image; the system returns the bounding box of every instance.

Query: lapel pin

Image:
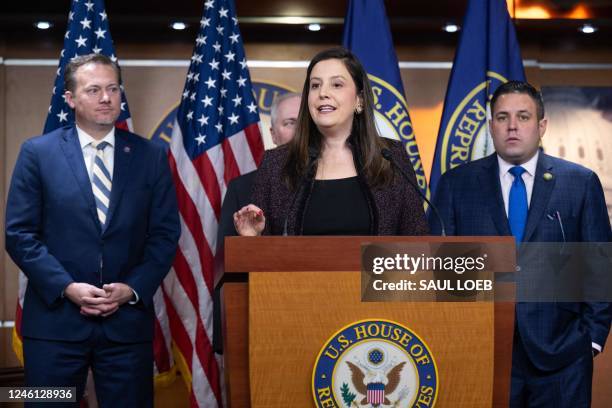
[543,172,553,181]
[124,146,131,153]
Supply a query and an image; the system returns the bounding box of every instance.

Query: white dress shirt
[76,126,115,182]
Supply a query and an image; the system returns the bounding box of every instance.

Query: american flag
[13,0,176,387]
[163,0,264,406]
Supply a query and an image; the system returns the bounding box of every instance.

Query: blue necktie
[508,166,527,243]
[92,141,112,227]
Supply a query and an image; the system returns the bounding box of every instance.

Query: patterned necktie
[508,166,527,242]
[92,141,112,227]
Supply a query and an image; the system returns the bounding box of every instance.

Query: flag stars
[60,49,65,58]
[193,73,200,83]
[229,33,240,44]
[121,102,126,111]
[57,110,68,122]
[212,42,221,53]
[94,28,106,39]
[209,59,219,70]
[196,35,207,45]
[237,76,247,87]
[186,110,194,121]
[84,1,94,12]
[195,133,207,145]
[239,58,247,69]
[200,18,210,28]
[224,51,235,62]
[190,92,196,101]
[220,88,228,98]
[201,95,213,107]
[99,11,107,21]
[205,0,215,9]
[205,77,216,89]
[65,30,71,39]
[191,53,203,64]
[228,113,240,125]
[92,46,102,54]
[80,18,92,30]
[187,72,194,82]
[110,54,117,62]
[218,106,224,115]
[75,35,88,47]
[247,102,257,113]
[232,95,242,107]
[182,90,190,100]
[232,17,238,25]
[215,122,223,133]
[221,69,231,80]
[69,11,74,21]
[219,7,229,18]
[197,115,209,127]
[216,25,224,35]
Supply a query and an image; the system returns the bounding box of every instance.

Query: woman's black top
[302,176,371,235]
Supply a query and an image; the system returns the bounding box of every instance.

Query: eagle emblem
[312,320,438,408]
[347,359,406,406]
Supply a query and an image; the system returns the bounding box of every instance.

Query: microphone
[381,148,446,236]
[283,147,319,236]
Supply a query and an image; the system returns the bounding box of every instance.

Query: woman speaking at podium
[234,47,428,236]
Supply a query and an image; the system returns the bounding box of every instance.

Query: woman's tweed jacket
[250,139,429,236]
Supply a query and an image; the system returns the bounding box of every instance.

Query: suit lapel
[523,153,555,242]
[478,155,511,236]
[59,127,100,229]
[104,130,134,233]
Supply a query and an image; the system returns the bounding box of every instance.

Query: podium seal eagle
[312,319,438,407]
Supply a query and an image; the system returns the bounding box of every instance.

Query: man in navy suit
[5,54,180,407]
[431,81,611,407]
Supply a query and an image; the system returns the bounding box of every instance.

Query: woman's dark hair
[283,47,392,189]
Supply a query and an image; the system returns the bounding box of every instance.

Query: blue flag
[44,0,132,134]
[430,0,525,195]
[342,0,428,197]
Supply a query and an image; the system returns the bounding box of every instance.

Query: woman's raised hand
[233,204,266,236]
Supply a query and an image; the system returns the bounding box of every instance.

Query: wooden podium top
[224,235,514,273]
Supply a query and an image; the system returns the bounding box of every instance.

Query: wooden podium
[219,236,515,407]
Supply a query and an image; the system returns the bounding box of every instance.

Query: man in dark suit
[5,54,180,407]
[430,81,611,407]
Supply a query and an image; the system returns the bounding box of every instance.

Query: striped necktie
[92,141,112,227]
[508,166,528,243]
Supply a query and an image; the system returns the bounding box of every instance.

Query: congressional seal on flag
[367,74,428,195]
[430,0,526,195]
[437,71,511,173]
[312,319,438,408]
